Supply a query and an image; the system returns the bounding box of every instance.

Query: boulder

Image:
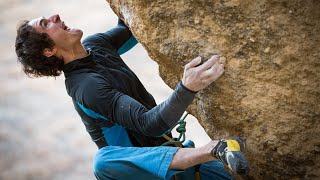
[107,0,320,178]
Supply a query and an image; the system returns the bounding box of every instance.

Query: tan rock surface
[107,0,320,178]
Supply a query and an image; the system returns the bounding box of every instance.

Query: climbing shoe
[211,137,249,175]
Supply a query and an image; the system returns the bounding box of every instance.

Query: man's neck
[63,44,88,64]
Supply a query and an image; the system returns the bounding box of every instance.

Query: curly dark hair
[15,20,64,77]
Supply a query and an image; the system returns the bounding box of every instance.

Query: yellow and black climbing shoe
[211,137,249,175]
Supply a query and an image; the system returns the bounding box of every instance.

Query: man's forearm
[156,81,196,128]
[113,81,196,136]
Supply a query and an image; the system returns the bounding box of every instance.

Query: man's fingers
[217,63,224,73]
[185,56,202,69]
[201,63,224,78]
[198,55,220,71]
[204,68,224,83]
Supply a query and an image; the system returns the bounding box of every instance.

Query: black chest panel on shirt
[92,48,156,110]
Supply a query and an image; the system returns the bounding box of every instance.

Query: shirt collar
[62,49,95,74]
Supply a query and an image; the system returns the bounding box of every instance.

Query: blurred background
[0,0,210,179]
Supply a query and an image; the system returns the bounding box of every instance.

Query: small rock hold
[219,56,227,64]
[264,47,270,53]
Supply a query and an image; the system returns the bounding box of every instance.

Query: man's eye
[41,19,48,29]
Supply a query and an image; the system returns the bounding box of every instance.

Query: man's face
[28,14,83,50]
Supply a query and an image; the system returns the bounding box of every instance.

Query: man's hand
[182,55,224,92]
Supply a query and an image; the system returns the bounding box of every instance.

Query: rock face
[107,0,320,179]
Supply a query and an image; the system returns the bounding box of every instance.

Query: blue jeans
[93,146,233,180]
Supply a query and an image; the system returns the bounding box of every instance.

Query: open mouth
[62,22,71,31]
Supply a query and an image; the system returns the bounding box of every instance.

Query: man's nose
[48,14,60,23]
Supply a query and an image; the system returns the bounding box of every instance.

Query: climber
[15,14,249,179]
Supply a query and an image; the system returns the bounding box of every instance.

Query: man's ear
[43,47,57,57]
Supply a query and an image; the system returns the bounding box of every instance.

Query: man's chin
[68,28,82,34]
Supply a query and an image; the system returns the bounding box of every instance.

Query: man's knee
[93,152,114,179]
[93,156,105,178]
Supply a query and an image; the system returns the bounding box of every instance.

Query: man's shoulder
[82,33,97,45]
[67,72,115,100]
[79,72,109,87]
[66,72,109,90]
[82,33,112,48]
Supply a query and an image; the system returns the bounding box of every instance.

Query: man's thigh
[93,146,179,180]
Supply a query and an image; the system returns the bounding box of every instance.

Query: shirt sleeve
[82,19,138,55]
[81,75,196,137]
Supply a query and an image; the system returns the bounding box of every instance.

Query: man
[15,14,248,179]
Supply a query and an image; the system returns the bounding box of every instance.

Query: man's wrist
[158,81,197,129]
[179,81,198,94]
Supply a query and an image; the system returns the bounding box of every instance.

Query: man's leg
[93,139,247,179]
[170,140,235,180]
[168,140,219,170]
[93,146,179,180]
[93,141,220,180]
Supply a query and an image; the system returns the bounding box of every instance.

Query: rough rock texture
[107,0,320,179]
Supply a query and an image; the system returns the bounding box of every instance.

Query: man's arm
[106,19,138,55]
[82,19,138,55]
[83,77,195,137]
[82,55,224,136]
[114,55,224,136]
[112,81,196,136]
